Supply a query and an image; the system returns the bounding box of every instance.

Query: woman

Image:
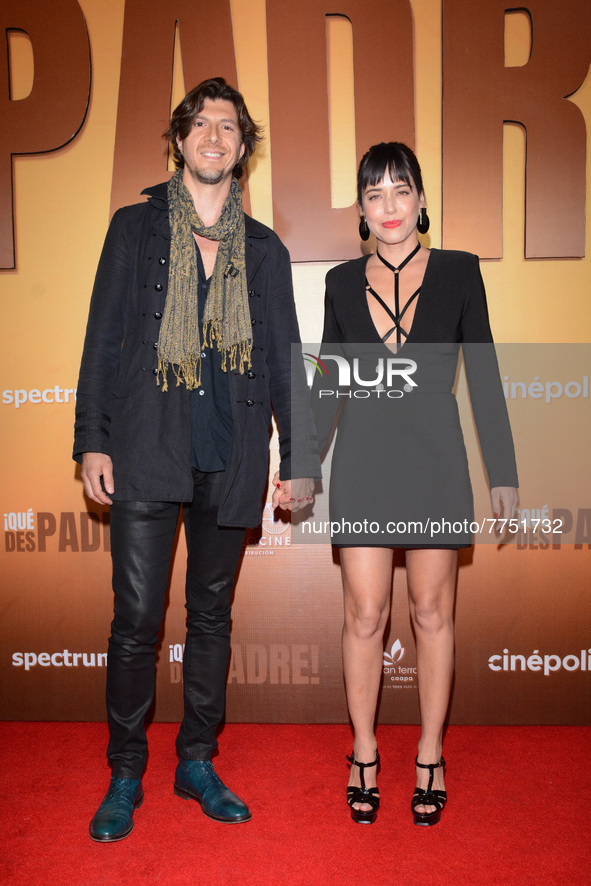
[311,143,518,826]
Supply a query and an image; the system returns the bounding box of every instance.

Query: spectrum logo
[12,649,107,670]
[2,385,77,408]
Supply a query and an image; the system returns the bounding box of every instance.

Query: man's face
[177,98,245,187]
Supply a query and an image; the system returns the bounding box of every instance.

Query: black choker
[367,243,422,345]
[375,242,421,274]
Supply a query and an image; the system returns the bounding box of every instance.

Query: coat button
[251,318,257,326]
[247,371,255,379]
[152,368,158,375]
[158,257,166,265]
[154,311,162,319]
[155,283,163,291]
[246,399,254,407]
[153,342,158,349]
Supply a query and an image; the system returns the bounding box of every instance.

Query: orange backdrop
[1,0,590,725]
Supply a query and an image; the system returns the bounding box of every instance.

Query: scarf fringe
[158,354,203,392]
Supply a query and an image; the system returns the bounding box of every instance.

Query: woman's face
[360,170,425,247]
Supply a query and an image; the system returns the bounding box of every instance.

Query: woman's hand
[490,486,519,530]
[271,472,315,513]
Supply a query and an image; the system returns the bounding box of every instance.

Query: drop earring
[359,216,370,241]
[417,208,430,234]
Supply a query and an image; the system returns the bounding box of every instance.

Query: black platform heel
[346,751,380,824]
[411,756,447,826]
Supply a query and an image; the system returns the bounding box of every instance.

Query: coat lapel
[245,237,266,284]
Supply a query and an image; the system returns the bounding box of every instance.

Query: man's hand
[81,452,115,505]
[271,472,314,513]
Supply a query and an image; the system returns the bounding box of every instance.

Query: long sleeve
[263,238,322,480]
[461,257,518,488]
[73,208,134,461]
[310,279,349,453]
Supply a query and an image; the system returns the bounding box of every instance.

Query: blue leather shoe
[174,760,251,823]
[89,777,143,842]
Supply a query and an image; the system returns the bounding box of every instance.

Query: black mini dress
[311,249,518,548]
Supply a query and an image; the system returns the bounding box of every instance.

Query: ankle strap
[347,751,380,770]
[415,756,445,771]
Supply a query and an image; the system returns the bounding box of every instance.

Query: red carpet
[1,723,589,885]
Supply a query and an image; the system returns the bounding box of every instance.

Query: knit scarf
[157,170,252,391]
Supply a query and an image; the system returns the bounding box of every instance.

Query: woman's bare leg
[340,547,393,811]
[405,548,457,814]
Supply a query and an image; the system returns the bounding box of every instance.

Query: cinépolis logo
[304,353,418,400]
[488,648,591,675]
[4,509,109,552]
[502,374,589,403]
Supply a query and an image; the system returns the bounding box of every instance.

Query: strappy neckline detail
[376,241,421,274]
[366,243,423,345]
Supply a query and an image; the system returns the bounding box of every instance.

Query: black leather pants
[106,470,245,778]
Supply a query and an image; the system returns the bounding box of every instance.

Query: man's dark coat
[74,183,319,527]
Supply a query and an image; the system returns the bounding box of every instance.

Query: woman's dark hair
[357,142,424,204]
[164,77,262,179]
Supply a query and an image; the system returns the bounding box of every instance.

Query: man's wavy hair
[164,77,262,179]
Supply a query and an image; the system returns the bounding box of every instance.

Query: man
[74,78,319,842]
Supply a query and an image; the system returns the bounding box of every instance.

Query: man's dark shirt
[190,243,234,471]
